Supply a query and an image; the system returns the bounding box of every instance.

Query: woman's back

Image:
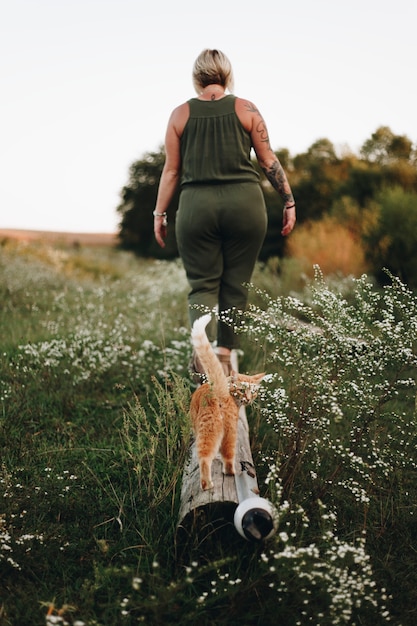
[180,95,260,186]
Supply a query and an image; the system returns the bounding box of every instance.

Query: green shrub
[364,187,417,286]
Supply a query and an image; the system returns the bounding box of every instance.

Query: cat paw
[223,463,235,476]
[201,479,214,491]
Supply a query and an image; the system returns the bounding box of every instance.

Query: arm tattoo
[262,161,294,204]
[245,101,271,148]
[245,101,294,204]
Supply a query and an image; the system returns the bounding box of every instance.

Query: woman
[153,49,296,378]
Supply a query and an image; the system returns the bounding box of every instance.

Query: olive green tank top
[180,95,260,186]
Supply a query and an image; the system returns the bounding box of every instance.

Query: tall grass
[1,238,416,625]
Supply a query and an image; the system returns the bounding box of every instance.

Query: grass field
[1,232,417,625]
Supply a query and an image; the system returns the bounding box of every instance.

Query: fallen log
[177,351,276,546]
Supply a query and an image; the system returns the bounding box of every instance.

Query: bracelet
[284,203,295,209]
[153,210,168,227]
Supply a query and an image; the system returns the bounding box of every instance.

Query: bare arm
[262,158,296,237]
[235,98,296,236]
[153,104,188,247]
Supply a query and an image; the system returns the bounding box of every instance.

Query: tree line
[116,126,417,286]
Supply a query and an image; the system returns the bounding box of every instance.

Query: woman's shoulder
[234,96,260,114]
[170,101,190,118]
[168,101,190,136]
[234,96,261,132]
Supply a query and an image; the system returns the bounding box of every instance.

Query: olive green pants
[176,182,267,349]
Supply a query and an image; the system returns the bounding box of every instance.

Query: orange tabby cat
[190,314,265,491]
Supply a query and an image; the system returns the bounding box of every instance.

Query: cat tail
[191,314,229,396]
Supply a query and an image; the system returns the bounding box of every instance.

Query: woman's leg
[175,186,222,342]
[176,183,267,349]
[217,183,267,349]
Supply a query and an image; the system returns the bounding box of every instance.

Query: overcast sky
[1,0,416,233]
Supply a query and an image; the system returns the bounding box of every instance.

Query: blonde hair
[192,49,234,94]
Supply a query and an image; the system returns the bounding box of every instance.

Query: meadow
[1,235,416,625]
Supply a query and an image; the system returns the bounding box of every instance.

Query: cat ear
[253,372,266,383]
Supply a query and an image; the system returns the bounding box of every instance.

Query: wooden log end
[175,501,239,557]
